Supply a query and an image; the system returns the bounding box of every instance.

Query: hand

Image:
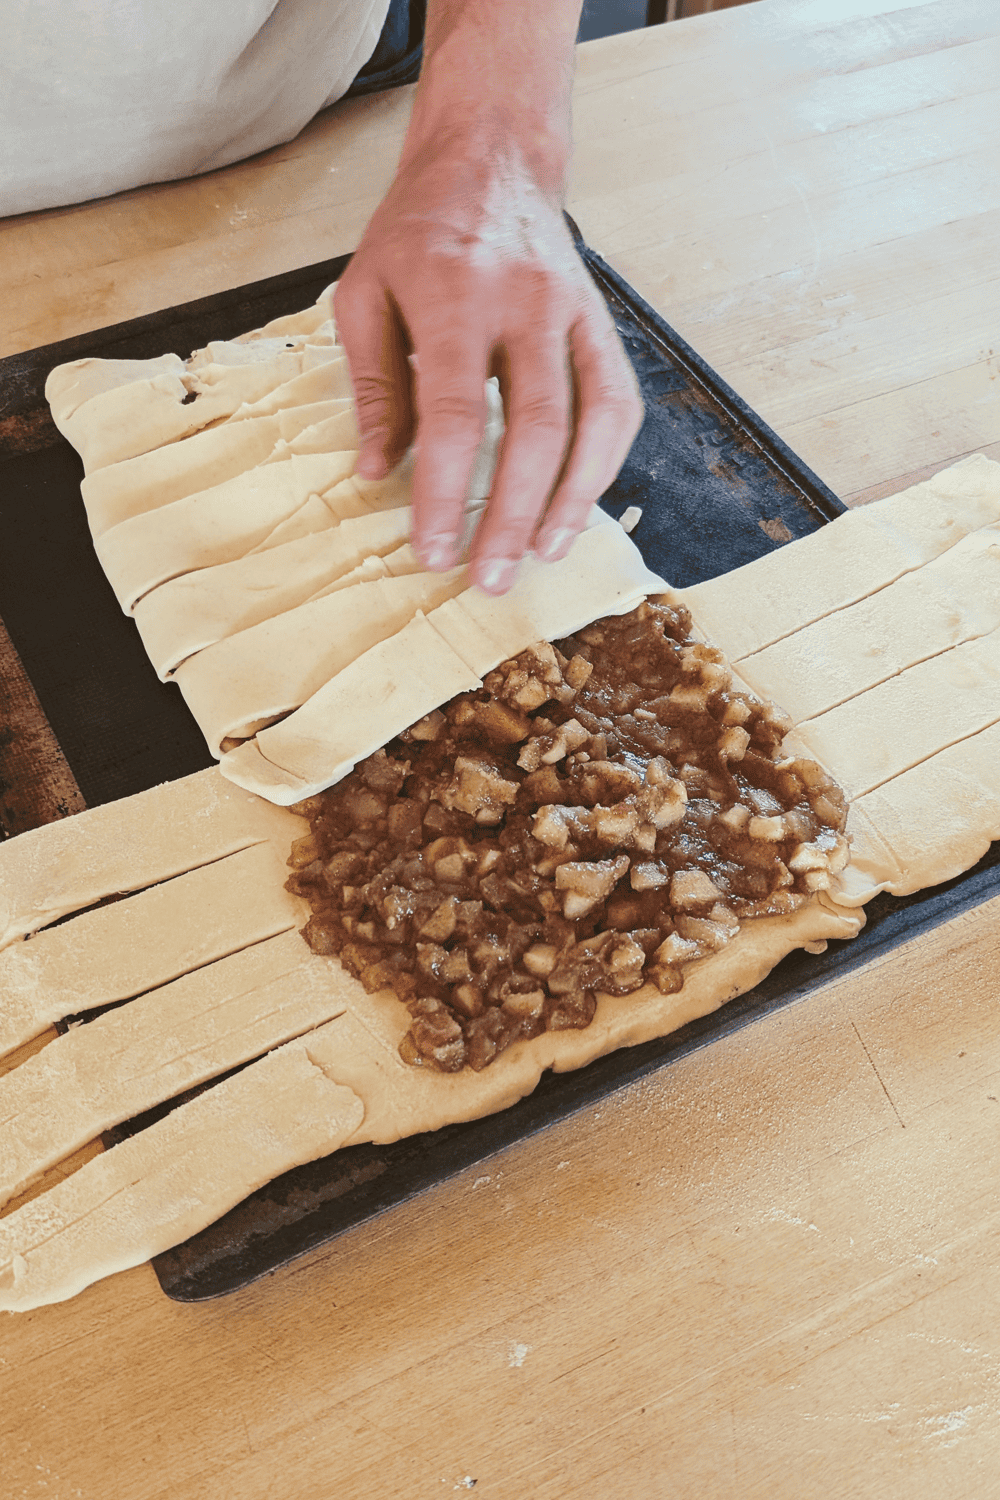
[333,24,643,594]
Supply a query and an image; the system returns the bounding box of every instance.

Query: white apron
[0,0,390,217]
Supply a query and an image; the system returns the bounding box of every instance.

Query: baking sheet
[2,226,997,1300]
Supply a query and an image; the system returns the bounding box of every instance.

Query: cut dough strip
[0,1038,364,1312]
[95,449,359,612]
[0,930,357,1209]
[676,454,1000,662]
[0,842,305,1060]
[785,623,1000,802]
[224,521,666,802]
[735,524,1000,725]
[176,566,470,754]
[227,612,485,801]
[0,768,303,952]
[133,523,421,678]
[48,347,355,474]
[0,873,860,1308]
[837,718,1000,903]
[79,401,353,538]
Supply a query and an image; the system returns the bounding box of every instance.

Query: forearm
[401,0,584,198]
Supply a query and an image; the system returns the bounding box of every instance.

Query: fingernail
[476,557,519,595]
[536,527,576,563]
[355,449,386,481]
[416,534,458,571]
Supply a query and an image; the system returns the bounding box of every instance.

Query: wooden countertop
[2,3,999,1495]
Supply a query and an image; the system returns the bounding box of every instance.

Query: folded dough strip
[227,612,484,802]
[133,508,425,678]
[80,400,353,538]
[0,1039,364,1312]
[224,521,666,803]
[48,346,354,474]
[675,454,1000,662]
[0,842,305,1060]
[232,282,337,345]
[95,449,359,612]
[128,403,500,676]
[0,768,303,952]
[226,357,351,421]
[176,566,470,755]
[43,277,337,429]
[0,930,360,1209]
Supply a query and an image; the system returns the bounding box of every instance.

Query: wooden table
[2,3,999,1495]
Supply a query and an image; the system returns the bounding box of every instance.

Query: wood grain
[1,2,998,1495]
[0,615,86,837]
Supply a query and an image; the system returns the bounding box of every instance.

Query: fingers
[532,309,645,564]
[409,326,492,570]
[468,330,573,594]
[333,276,414,481]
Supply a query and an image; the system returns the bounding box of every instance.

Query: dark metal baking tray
[3,226,998,1301]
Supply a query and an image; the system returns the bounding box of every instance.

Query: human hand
[333,16,643,594]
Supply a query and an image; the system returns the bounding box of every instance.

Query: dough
[80,400,351,538]
[222,521,667,802]
[676,454,1000,661]
[305,894,863,1148]
[95,448,358,611]
[0,767,303,951]
[20,283,996,1308]
[0,1040,364,1312]
[843,719,1000,900]
[227,612,485,802]
[0,841,305,1059]
[785,624,1000,801]
[735,524,1000,725]
[176,565,470,753]
[49,346,354,474]
[45,354,186,427]
[133,524,415,679]
[0,929,356,1209]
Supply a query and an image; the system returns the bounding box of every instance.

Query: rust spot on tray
[759,517,793,543]
[0,406,60,457]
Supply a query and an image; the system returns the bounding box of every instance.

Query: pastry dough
[0,842,305,1060]
[676,454,1000,661]
[48,335,354,473]
[0,1040,364,1312]
[734,524,1000,725]
[0,768,303,952]
[667,455,1000,905]
[95,448,359,611]
[80,401,354,538]
[846,719,1000,897]
[223,522,667,802]
[0,929,354,1209]
[52,325,675,805]
[305,894,862,1148]
[175,566,470,753]
[784,624,1000,801]
[134,527,423,679]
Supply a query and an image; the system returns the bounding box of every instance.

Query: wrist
[401,6,577,201]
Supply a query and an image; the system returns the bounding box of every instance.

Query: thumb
[333,277,414,480]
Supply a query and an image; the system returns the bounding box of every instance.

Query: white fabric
[0,0,390,217]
